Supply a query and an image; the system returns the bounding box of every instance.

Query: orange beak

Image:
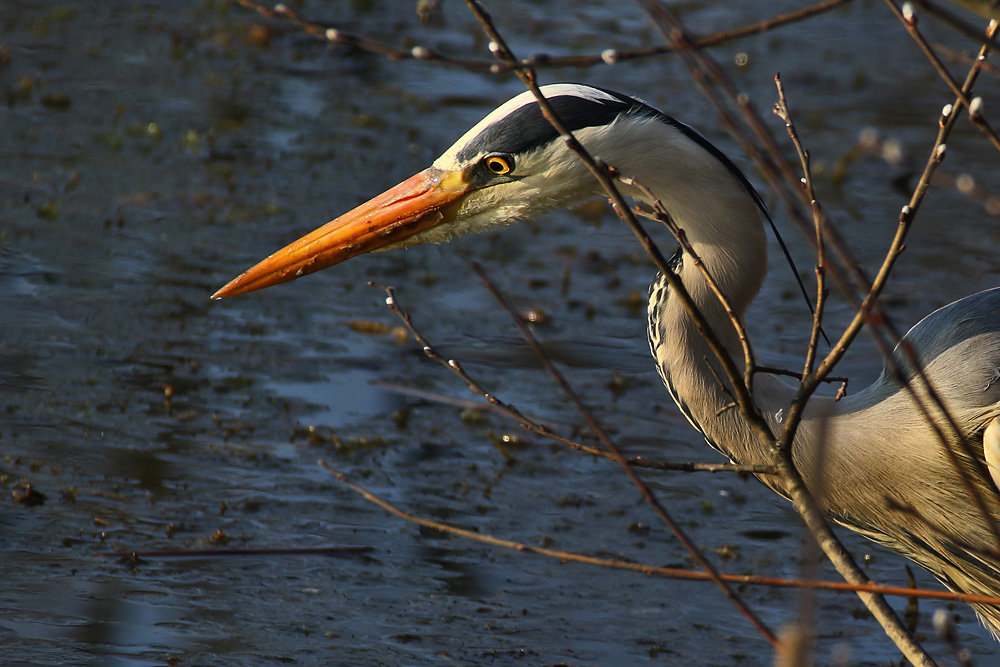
[211,167,472,299]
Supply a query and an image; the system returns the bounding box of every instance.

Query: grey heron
[212,83,1000,636]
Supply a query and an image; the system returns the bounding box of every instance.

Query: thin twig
[771,89,837,664]
[936,41,1000,78]
[753,366,848,387]
[318,460,1000,607]
[463,256,780,649]
[233,0,854,75]
[371,284,773,476]
[885,1,1000,151]
[773,75,828,382]
[914,0,1000,46]
[634,0,826,315]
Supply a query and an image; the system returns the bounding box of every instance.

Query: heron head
[211,84,653,299]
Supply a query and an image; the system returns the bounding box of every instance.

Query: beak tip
[210,282,239,301]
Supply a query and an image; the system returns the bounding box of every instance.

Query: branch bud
[901,2,915,24]
[970,96,984,119]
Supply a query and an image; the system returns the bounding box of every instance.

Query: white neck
[598,119,775,460]
[604,119,892,510]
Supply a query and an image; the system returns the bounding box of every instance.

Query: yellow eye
[483,155,512,175]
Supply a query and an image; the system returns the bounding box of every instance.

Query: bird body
[214,84,1000,636]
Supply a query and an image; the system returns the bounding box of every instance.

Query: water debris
[346,319,409,343]
[12,483,46,507]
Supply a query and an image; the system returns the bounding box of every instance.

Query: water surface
[2,1,999,665]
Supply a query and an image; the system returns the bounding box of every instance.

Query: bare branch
[463,256,780,648]
[772,74,828,382]
[233,0,854,75]
[885,1,1000,151]
[318,459,1000,607]
[370,283,773,475]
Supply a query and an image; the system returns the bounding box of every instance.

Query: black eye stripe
[456,93,635,162]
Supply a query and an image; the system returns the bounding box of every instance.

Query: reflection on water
[2,0,999,665]
[275,367,407,428]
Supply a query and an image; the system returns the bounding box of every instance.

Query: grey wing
[889,287,1000,429]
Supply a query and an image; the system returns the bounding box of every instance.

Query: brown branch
[885,0,1000,151]
[765,29,1000,663]
[235,0,492,69]
[913,0,1000,45]
[233,0,853,75]
[318,459,1000,608]
[371,283,773,476]
[773,75,828,383]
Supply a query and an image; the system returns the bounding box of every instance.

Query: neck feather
[614,119,778,469]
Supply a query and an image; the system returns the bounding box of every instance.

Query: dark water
[2,1,999,665]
